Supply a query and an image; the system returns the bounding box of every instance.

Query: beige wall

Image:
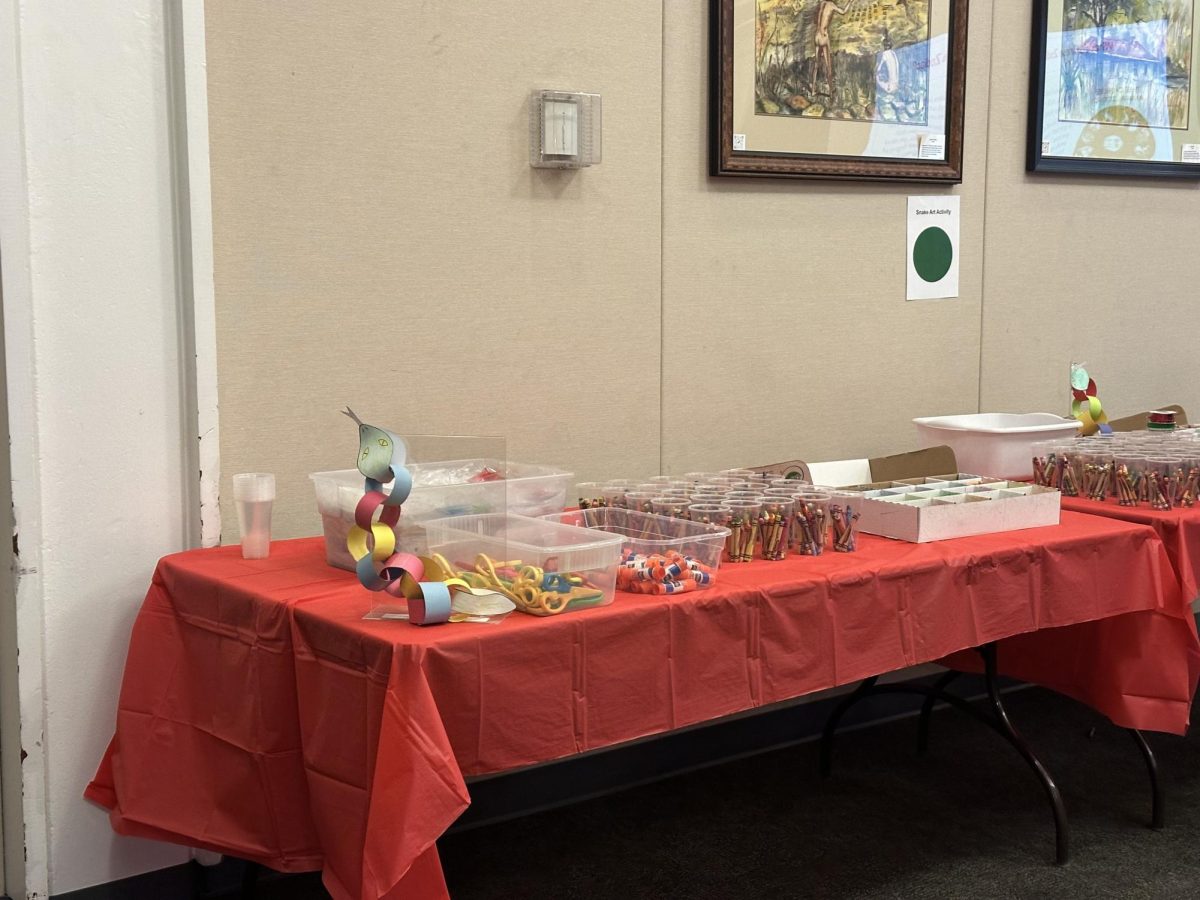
[206,0,663,538]
[980,4,1200,420]
[661,0,992,473]
[206,1,1199,540]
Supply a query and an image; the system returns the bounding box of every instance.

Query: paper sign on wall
[906,196,960,301]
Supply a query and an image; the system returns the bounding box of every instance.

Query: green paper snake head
[343,407,404,481]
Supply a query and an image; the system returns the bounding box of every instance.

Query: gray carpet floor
[256,687,1200,899]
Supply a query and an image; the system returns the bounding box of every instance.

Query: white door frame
[0,1,220,896]
[168,0,222,551]
[0,253,22,900]
[0,0,48,894]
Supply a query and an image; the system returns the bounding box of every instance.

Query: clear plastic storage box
[542,508,729,587]
[422,513,622,616]
[311,459,571,571]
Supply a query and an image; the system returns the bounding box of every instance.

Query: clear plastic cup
[1078,449,1114,500]
[702,476,742,490]
[1113,454,1147,506]
[827,491,861,553]
[658,486,693,498]
[1179,456,1200,507]
[651,495,691,520]
[682,472,716,484]
[758,498,793,561]
[793,492,831,557]
[646,475,675,486]
[576,482,607,509]
[725,491,767,503]
[688,503,732,528]
[723,499,762,563]
[604,479,638,492]
[625,491,657,514]
[721,468,757,479]
[233,473,275,559]
[1147,456,1184,509]
[602,484,630,509]
[770,478,811,491]
[763,487,804,498]
[1057,448,1084,497]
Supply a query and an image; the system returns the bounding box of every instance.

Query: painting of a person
[809,1,848,96]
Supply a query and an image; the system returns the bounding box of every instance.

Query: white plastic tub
[913,413,1081,479]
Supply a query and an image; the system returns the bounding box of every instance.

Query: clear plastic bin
[423,513,622,616]
[543,508,729,589]
[311,459,571,571]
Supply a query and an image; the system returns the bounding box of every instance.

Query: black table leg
[820,675,880,778]
[1128,728,1165,830]
[819,643,1069,865]
[917,669,962,755]
[978,643,1069,865]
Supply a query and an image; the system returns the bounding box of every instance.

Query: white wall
[1,1,193,896]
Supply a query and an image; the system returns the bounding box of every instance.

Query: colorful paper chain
[344,412,456,625]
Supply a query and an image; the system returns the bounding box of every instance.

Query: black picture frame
[710,0,970,183]
[1027,1,1200,178]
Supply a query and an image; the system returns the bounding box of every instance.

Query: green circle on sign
[913,226,953,283]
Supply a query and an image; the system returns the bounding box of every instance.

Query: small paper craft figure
[1070,363,1110,437]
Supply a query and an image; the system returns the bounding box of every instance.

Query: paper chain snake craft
[342,407,463,625]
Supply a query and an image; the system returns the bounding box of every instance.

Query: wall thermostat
[530,90,602,169]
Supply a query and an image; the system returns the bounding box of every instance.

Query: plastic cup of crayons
[1078,450,1114,501]
[793,493,831,557]
[702,476,742,491]
[1146,456,1184,510]
[602,484,630,509]
[770,478,811,491]
[625,491,657,514]
[758,498,793,561]
[721,468,757,480]
[723,499,762,563]
[827,491,861,553]
[688,504,732,528]
[576,482,607,509]
[725,490,767,502]
[1113,454,1148,506]
[651,495,692,520]
[762,487,804,499]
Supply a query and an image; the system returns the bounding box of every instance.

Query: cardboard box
[756,446,1060,543]
[753,446,959,488]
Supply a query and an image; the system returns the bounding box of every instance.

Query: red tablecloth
[1061,495,1200,601]
[87,512,1199,900]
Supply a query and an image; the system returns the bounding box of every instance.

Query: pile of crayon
[830,503,860,553]
[794,499,828,556]
[725,512,760,563]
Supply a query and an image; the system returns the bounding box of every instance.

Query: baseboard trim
[52,671,1000,898]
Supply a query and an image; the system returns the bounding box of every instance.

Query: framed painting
[710,0,970,182]
[1029,1,1200,177]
